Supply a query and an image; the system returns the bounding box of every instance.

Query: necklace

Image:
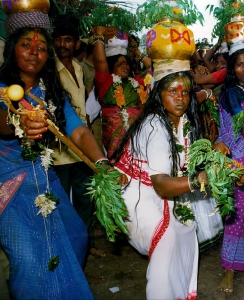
[172,114,195,226]
[8,79,60,271]
[112,72,150,108]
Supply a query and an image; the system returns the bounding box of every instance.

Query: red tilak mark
[177,84,184,90]
[30,30,39,53]
[33,30,39,46]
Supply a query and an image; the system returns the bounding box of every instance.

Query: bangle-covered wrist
[95,158,113,167]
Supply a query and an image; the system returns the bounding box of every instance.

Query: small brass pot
[2,0,50,15]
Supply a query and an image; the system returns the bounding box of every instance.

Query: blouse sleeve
[140,116,172,176]
[95,69,113,101]
[222,87,243,116]
[63,96,85,137]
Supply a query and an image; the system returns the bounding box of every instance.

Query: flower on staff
[11,113,24,138]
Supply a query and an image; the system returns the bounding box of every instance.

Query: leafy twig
[187,139,244,216]
[86,164,129,242]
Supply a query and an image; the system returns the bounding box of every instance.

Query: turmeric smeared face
[161,77,191,125]
[15,30,48,76]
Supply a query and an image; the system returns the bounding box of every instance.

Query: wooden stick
[46,119,98,174]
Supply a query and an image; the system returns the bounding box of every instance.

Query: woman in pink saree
[93,26,151,158]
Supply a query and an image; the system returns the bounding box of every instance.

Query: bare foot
[219,269,234,293]
[90,247,106,257]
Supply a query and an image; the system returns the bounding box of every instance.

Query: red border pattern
[148,199,170,260]
[115,143,152,187]
[0,172,27,214]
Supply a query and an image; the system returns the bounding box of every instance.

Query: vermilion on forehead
[33,30,39,46]
[21,32,47,44]
[169,81,187,90]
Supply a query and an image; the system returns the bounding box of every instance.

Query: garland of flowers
[7,80,60,271]
[171,114,195,226]
[112,70,151,108]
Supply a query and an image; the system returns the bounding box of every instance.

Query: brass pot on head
[225,14,244,46]
[2,0,50,15]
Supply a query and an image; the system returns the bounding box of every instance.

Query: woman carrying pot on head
[92,26,152,159]
[111,60,230,298]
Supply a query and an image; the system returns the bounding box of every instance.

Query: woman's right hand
[20,113,48,140]
[197,170,209,187]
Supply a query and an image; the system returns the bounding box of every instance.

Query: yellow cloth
[51,57,86,165]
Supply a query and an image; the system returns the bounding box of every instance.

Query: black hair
[222,48,244,91]
[129,34,140,45]
[52,14,79,41]
[213,52,229,64]
[107,54,133,76]
[0,27,67,133]
[112,71,201,177]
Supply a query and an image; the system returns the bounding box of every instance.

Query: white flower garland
[35,194,57,218]
[112,74,140,125]
[121,108,130,130]
[40,147,54,170]
[11,113,24,138]
[173,114,195,227]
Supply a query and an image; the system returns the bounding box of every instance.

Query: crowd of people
[0,2,243,300]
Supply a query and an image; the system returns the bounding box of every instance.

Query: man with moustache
[51,15,106,264]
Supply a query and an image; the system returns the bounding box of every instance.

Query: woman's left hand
[117,173,128,186]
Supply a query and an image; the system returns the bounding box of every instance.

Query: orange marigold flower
[114,85,126,107]
[137,85,148,104]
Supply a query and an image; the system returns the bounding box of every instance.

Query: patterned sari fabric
[102,104,142,158]
[218,86,244,271]
[114,115,198,300]
[0,85,94,299]
[95,70,143,158]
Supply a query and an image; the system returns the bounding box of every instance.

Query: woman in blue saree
[0,10,112,300]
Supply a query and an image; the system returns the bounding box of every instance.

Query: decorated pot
[146,19,195,61]
[225,14,244,45]
[2,0,50,15]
